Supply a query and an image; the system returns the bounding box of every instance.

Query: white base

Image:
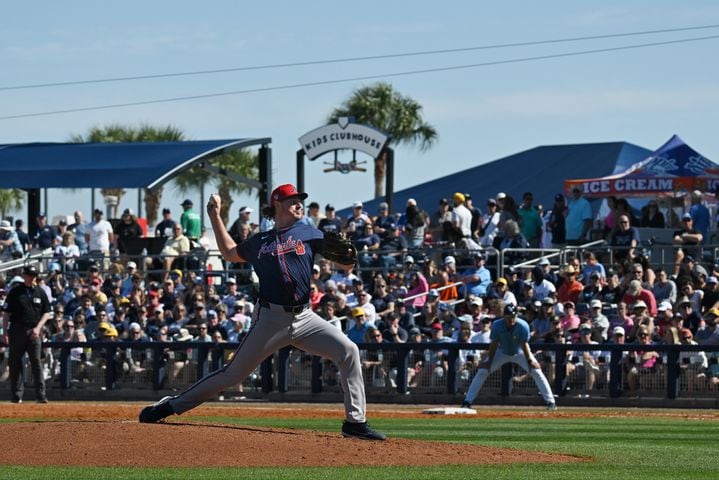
[422,407,477,415]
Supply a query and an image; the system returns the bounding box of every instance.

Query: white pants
[464,350,554,405]
[170,302,366,422]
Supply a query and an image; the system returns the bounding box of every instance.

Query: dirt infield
[0,402,595,467]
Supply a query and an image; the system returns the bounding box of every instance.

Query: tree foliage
[328,82,438,197]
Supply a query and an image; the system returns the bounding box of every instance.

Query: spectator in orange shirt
[430,270,459,302]
[557,265,584,305]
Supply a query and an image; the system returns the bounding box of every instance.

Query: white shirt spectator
[87,219,113,251]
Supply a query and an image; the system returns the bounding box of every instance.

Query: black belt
[259,300,308,314]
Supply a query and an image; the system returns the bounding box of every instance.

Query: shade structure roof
[337,141,650,218]
[0,138,271,189]
[564,135,719,198]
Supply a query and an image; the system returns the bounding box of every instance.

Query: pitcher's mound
[0,420,584,467]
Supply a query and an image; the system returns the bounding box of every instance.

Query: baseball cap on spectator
[438,302,449,312]
[378,202,389,211]
[91,278,102,286]
[443,255,456,266]
[439,197,449,206]
[473,251,486,260]
[325,204,335,211]
[579,324,592,334]
[430,322,442,330]
[404,255,415,264]
[469,296,483,307]
[538,258,550,266]
[487,198,497,206]
[93,208,103,216]
[123,208,134,216]
[496,277,508,286]
[272,184,308,202]
[307,201,320,210]
[162,208,171,214]
[37,211,47,218]
[590,299,602,309]
[181,199,193,207]
[554,194,564,202]
[708,276,719,285]
[226,276,237,284]
[170,269,183,278]
[627,279,642,295]
[352,201,363,209]
[0,220,12,231]
[239,206,254,214]
[708,308,719,317]
[126,261,137,270]
[682,212,692,221]
[657,301,673,312]
[459,314,473,324]
[590,271,601,280]
[503,304,517,316]
[428,288,440,298]
[453,192,465,203]
[633,300,648,310]
[407,198,417,206]
[496,192,506,201]
[409,327,421,336]
[677,296,691,306]
[207,309,218,318]
[129,322,142,333]
[22,265,38,276]
[542,297,555,305]
[613,326,625,336]
[351,307,366,318]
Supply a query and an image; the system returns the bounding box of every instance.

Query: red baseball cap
[271,184,308,202]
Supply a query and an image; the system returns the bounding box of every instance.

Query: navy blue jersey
[236,221,324,305]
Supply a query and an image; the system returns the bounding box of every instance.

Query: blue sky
[2,1,719,223]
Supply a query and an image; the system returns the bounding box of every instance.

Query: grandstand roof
[338,141,652,217]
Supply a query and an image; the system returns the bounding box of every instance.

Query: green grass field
[2,408,717,480]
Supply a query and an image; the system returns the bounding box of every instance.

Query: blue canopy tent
[565,135,719,198]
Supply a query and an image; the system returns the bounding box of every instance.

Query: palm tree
[70,124,185,224]
[0,189,25,220]
[173,149,259,225]
[328,82,438,197]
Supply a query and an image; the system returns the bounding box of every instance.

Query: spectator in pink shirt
[622,279,658,317]
[560,301,581,341]
[405,271,429,310]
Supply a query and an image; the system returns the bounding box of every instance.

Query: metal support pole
[311,356,323,393]
[277,347,290,393]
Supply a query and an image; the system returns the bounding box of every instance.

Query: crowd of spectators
[1,188,719,394]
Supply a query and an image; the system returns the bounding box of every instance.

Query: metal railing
[13,340,719,403]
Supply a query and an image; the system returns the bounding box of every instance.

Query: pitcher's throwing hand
[207,193,221,214]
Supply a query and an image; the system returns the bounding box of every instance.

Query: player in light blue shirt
[461,303,556,410]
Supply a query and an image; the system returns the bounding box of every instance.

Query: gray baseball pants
[169,302,367,422]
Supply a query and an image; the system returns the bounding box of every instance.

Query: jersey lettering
[258,235,306,259]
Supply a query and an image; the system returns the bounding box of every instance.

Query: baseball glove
[322,231,357,265]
